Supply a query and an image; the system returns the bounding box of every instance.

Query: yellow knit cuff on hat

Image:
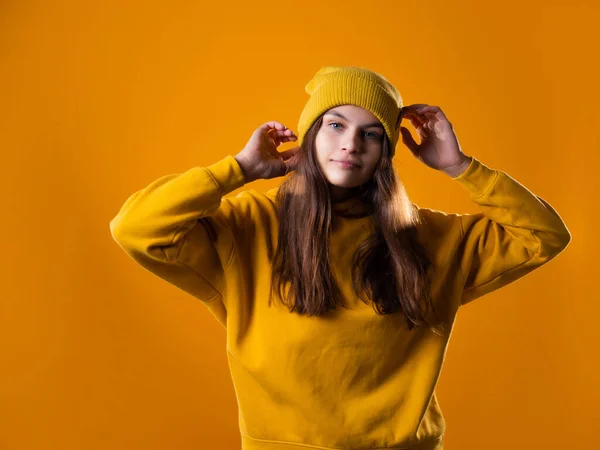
[297,66,404,156]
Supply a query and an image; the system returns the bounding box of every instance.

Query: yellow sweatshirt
[109,155,570,450]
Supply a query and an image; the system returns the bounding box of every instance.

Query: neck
[329,184,362,203]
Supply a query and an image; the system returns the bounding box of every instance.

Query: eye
[328,122,381,140]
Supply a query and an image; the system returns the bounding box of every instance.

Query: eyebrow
[324,110,384,129]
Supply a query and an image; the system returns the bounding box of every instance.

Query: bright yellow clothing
[109,155,570,450]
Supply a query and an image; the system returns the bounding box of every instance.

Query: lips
[332,160,360,167]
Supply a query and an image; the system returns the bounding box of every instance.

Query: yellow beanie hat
[297,66,404,156]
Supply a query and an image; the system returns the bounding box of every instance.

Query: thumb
[400,127,420,157]
[280,146,299,175]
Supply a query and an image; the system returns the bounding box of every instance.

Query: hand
[400,104,471,177]
[234,121,300,182]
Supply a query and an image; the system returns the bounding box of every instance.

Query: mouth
[332,160,360,168]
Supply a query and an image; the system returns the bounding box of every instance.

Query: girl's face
[314,104,384,202]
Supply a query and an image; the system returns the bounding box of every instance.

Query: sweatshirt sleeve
[109,155,247,318]
[450,156,572,306]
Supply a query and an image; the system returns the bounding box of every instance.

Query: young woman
[110,66,571,450]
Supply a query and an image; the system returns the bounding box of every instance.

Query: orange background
[1,1,598,449]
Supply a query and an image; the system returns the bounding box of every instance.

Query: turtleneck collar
[267,186,371,219]
[331,192,370,218]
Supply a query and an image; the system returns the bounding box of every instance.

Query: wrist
[442,155,472,178]
[234,155,258,183]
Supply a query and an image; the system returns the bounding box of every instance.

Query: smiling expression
[314,104,385,196]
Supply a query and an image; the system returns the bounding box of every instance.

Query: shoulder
[216,185,281,229]
[414,204,462,231]
[412,204,464,257]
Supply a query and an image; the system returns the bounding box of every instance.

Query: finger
[402,112,425,129]
[260,121,289,132]
[267,129,296,145]
[270,129,297,140]
[281,147,300,174]
[403,110,441,132]
[402,104,430,111]
[284,156,298,173]
[267,129,282,147]
[418,112,448,133]
[279,147,299,160]
[267,127,296,147]
[400,127,420,156]
[402,109,428,120]
[404,105,447,122]
[417,105,447,120]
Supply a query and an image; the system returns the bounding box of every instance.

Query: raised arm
[401,104,571,306]
[109,121,299,325]
[450,157,570,305]
[109,156,246,319]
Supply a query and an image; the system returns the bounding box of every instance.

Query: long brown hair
[269,113,444,335]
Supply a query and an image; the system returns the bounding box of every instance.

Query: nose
[341,131,362,153]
